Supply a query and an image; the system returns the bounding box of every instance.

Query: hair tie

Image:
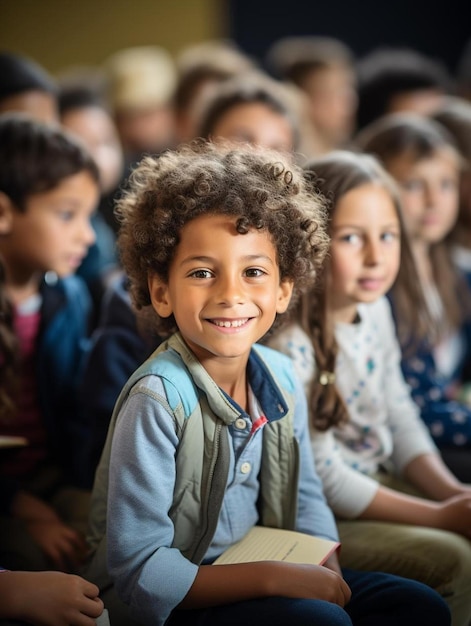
[319,370,336,385]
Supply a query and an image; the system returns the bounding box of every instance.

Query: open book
[213,526,340,566]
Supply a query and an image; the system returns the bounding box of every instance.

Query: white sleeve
[310,427,380,518]
[269,324,380,518]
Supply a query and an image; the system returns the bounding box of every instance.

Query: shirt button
[240,462,251,475]
[235,418,247,430]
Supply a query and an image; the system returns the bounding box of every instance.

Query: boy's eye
[189,269,213,279]
[244,267,266,278]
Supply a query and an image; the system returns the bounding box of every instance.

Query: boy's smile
[149,213,293,386]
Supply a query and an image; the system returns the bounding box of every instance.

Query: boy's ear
[0,192,15,235]
[148,273,173,318]
[276,279,294,314]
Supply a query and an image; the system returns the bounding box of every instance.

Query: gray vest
[85,333,299,589]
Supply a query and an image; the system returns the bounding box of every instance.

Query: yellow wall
[0,0,227,75]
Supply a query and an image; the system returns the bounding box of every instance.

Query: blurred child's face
[211,102,295,153]
[0,171,98,280]
[149,213,293,377]
[388,89,444,117]
[330,183,401,323]
[115,104,175,156]
[385,148,459,245]
[61,106,124,195]
[302,65,357,147]
[0,90,58,124]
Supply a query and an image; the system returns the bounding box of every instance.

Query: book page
[213,526,340,566]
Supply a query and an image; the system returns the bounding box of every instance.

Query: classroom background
[1,0,468,77]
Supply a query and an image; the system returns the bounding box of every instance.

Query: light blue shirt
[106,366,337,625]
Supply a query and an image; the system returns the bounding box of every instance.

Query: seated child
[356,113,471,481]
[0,113,100,571]
[268,149,471,626]
[83,140,451,626]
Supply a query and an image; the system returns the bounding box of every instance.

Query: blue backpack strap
[113,346,200,423]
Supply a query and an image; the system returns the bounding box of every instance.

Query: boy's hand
[266,561,351,606]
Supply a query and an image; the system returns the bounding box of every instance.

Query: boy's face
[149,213,293,373]
[386,148,459,245]
[0,171,98,280]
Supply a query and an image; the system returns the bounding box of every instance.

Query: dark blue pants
[167,568,451,626]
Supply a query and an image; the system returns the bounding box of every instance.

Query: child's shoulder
[128,342,198,417]
[267,322,310,348]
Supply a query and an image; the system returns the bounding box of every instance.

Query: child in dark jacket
[0,113,100,572]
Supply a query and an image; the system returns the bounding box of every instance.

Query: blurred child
[59,84,124,234]
[266,36,357,154]
[0,51,57,123]
[357,113,471,481]
[59,85,123,327]
[196,72,299,153]
[173,39,255,143]
[102,46,177,164]
[355,47,451,131]
[0,53,120,334]
[83,141,450,626]
[268,149,471,626]
[431,97,471,273]
[0,567,104,625]
[0,114,100,572]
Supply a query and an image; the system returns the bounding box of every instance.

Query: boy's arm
[106,380,200,625]
[179,561,351,609]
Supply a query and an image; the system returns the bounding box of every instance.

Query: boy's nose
[217,274,244,304]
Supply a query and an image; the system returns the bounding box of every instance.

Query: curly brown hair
[116,140,329,334]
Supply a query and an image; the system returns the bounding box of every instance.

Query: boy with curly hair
[84,141,451,626]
